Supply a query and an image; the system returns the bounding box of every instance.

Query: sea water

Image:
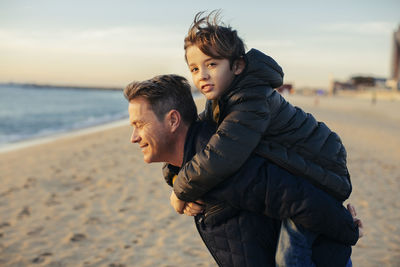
[0,84,128,147]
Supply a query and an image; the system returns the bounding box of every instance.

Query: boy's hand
[347,203,364,238]
[183,200,205,216]
[170,191,186,214]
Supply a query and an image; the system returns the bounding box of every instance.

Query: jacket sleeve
[263,164,359,245]
[162,163,179,187]
[173,88,273,202]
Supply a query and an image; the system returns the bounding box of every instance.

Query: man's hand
[183,200,205,216]
[347,203,364,238]
[170,191,186,214]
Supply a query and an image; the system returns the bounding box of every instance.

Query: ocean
[0,84,128,147]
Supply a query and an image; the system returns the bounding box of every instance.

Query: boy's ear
[166,109,181,132]
[233,57,246,75]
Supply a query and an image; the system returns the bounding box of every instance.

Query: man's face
[128,97,171,163]
[186,45,243,100]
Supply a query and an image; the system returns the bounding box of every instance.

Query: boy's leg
[346,258,353,267]
[275,219,317,267]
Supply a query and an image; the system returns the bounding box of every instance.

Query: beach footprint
[17,206,31,219]
[70,233,87,242]
[0,222,10,229]
[118,207,129,213]
[23,177,37,189]
[124,195,136,202]
[32,252,53,264]
[45,193,61,206]
[85,217,101,225]
[73,203,87,210]
[27,226,44,236]
[0,186,20,197]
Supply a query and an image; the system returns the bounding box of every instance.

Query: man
[124,74,362,267]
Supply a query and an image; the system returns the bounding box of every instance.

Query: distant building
[333,25,400,93]
[375,78,388,88]
[332,76,389,93]
[388,25,400,90]
[332,81,355,94]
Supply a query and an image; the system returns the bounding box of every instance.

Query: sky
[0,0,399,89]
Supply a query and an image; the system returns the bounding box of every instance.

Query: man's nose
[130,128,141,143]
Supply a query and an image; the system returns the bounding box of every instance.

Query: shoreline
[0,82,123,91]
[0,118,128,154]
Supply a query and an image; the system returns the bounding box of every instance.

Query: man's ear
[233,57,246,75]
[166,110,181,132]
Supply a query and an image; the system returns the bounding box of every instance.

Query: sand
[0,95,399,266]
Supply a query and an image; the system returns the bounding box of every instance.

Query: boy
[167,11,354,266]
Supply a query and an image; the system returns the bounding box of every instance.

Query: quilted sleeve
[173,89,273,202]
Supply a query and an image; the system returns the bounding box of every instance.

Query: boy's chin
[203,93,219,100]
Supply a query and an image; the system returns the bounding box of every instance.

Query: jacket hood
[237,48,284,89]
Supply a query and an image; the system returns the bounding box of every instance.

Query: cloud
[0,26,183,56]
[0,26,189,86]
[319,21,397,35]
[247,39,295,49]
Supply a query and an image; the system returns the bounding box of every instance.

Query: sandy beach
[0,95,399,266]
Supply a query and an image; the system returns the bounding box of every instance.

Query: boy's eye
[190,67,198,73]
[208,62,217,67]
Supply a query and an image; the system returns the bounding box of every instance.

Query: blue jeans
[275,219,317,267]
[275,219,353,267]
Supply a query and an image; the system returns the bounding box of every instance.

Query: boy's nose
[199,68,209,80]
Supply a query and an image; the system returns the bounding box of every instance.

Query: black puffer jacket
[170,121,356,267]
[173,48,351,202]
[195,208,281,267]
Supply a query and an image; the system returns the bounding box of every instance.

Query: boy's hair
[184,10,246,68]
[124,74,198,125]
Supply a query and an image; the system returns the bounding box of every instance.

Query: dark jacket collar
[220,48,284,102]
[182,121,216,167]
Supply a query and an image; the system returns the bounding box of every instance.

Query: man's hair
[124,74,197,125]
[184,10,246,67]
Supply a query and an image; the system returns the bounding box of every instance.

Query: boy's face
[128,97,172,164]
[186,45,244,100]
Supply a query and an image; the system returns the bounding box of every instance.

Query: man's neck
[166,124,189,167]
